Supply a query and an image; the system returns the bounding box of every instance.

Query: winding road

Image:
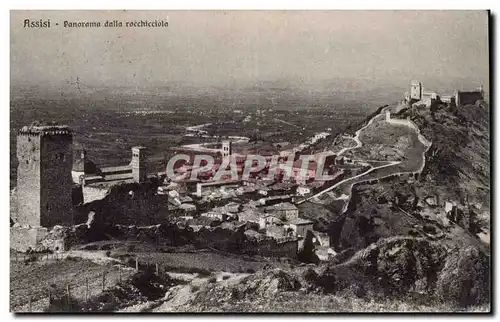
[298,105,432,207]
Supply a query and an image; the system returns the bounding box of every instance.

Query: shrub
[222,275,231,280]
[190,285,200,292]
[246,268,256,274]
[208,276,217,283]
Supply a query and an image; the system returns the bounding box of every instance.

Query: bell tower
[131,146,148,183]
[221,140,232,158]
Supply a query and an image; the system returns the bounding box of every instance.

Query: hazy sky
[11,10,489,90]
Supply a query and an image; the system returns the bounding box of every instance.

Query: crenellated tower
[16,124,74,227]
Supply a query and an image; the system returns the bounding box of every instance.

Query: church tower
[410,80,423,101]
[131,146,148,183]
[221,140,232,158]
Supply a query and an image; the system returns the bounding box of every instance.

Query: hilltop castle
[405,80,485,108]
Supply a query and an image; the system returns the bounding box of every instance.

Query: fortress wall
[385,112,432,147]
[457,92,483,107]
[83,185,111,204]
[76,182,170,226]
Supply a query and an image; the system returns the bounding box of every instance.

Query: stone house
[296,186,311,196]
[287,218,314,238]
[265,202,299,221]
[259,214,283,230]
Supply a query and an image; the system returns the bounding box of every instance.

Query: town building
[195,180,243,197]
[71,149,100,184]
[296,186,311,196]
[287,218,314,238]
[265,202,299,221]
[259,214,282,229]
[265,225,289,239]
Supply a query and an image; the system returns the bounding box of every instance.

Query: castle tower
[16,124,74,227]
[131,146,148,183]
[221,140,232,158]
[410,80,422,100]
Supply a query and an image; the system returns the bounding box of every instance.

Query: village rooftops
[238,209,262,223]
[288,218,314,225]
[258,194,293,204]
[265,225,287,238]
[244,229,265,241]
[265,202,298,212]
[220,221,246,231]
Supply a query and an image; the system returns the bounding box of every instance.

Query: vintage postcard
[10,10,490,313]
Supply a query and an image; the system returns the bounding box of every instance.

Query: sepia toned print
[10,10,490,313]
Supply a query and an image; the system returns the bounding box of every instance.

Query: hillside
[10,100,491,312]
[399,101,490,216]
[302,100,490,249]
[121,101,491,311]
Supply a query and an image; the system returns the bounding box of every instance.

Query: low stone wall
[21,220,298,259]
[10,227,48,252]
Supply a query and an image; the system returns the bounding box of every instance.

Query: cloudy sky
[10,10,489,90]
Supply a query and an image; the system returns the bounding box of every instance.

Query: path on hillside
[297,160,401,204]
[299,105,431,207]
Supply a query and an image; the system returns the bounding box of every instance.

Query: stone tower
[16,124,74,228]
[410,80,422,101]
[221,140,232,158]
[131,146,148,183]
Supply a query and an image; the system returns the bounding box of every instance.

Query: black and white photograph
[9,9,491,313]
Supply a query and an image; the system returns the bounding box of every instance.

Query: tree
[298,230,319,264]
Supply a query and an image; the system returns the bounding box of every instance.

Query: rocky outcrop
[191,268,301,310]
[436,246,490,306]
[312,236,489,307]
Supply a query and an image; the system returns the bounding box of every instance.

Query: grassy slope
[10,256,133,312]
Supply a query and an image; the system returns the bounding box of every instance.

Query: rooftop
[289,218,314,225]
[100,165,132,174]
[266,202,298,212]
